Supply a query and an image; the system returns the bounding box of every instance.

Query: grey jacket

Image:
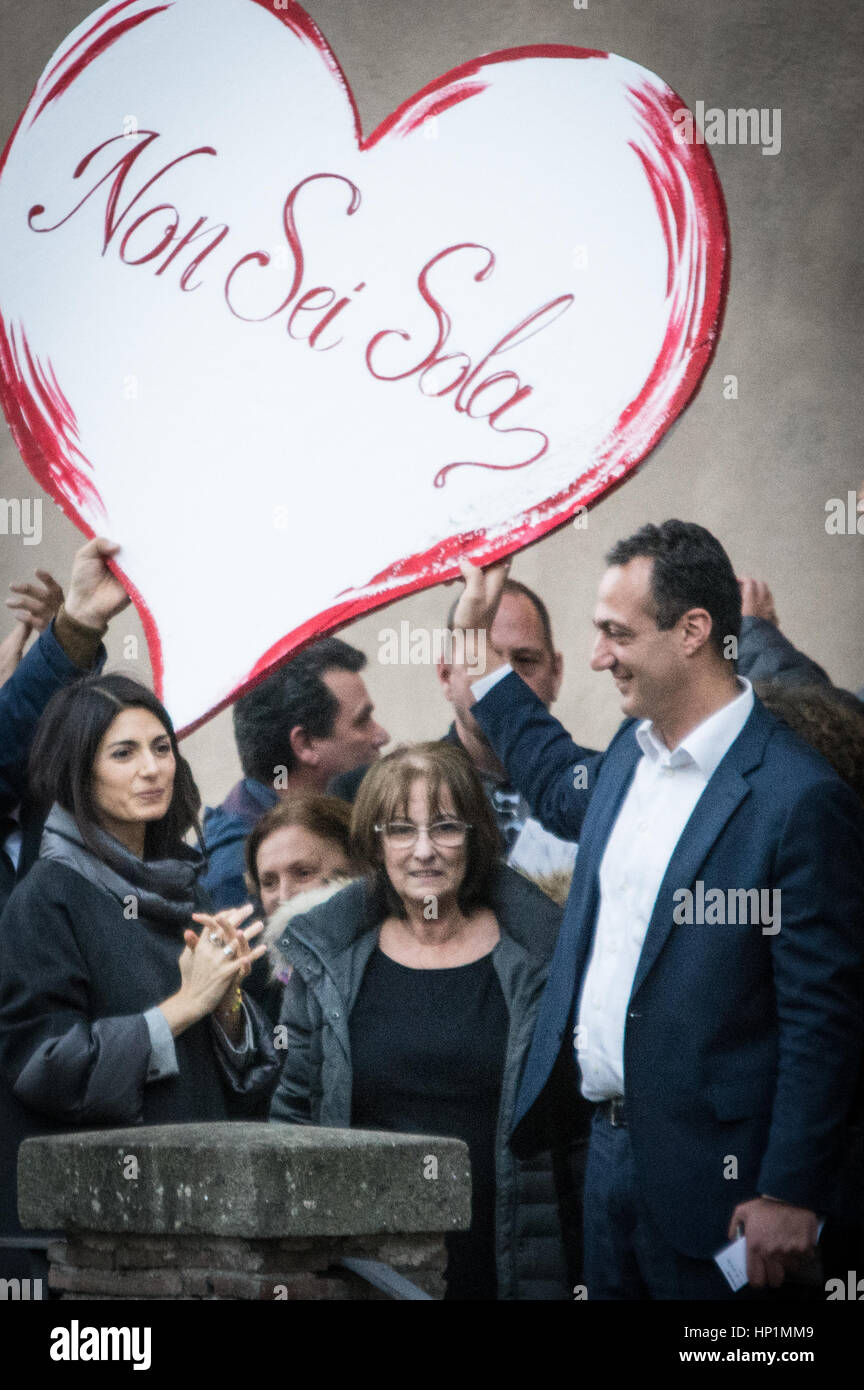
[269,867,571,1300]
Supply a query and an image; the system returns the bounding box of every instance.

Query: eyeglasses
[374,819,471,848]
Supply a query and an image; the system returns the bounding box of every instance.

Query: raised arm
[0,539,129,813]
[450,558,606,841]
[737,578,831,688]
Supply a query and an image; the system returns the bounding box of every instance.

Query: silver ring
[208,932,223,945]
[222,942,238,957]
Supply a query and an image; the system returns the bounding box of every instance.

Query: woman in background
[245,795,356,919]
[243,795,358,1023]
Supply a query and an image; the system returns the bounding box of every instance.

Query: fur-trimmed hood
[265,875,361,982]
[265,864,563,985]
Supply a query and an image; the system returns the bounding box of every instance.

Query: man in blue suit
[452,520,864,1299]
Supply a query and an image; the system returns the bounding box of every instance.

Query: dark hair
[28,672,202,859]
[233,638,367,784]
[445,578,555,651]
[351,742,500,917]
[244,794,357,897]
[755,682,864,801]
[605,520,741,660]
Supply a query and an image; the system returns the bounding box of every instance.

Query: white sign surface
[0,0,727,732]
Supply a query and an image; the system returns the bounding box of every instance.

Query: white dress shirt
[576,679,754,1099]
[471,665,756,1099]
[507,815,578,879]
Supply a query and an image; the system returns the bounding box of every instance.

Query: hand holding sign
[0,0,727,732]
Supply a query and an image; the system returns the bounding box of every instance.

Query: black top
[350,945,509,1300]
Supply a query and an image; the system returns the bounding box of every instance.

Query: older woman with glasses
[269,742,571,1300]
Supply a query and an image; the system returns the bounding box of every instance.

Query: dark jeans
[582,1107,820,1301]
[552,1134,589,1289]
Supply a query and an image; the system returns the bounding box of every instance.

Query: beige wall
[1,0,861,808]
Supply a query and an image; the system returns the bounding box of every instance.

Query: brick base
[47,1232,447,1300]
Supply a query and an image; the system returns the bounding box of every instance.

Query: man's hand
[64,537,130,631]
[1,568,66,683]
[451,556,511,633]
[739,578,779,627]
[450,556,512,683]
[7,568,64,631]
[728,1197,819,1288]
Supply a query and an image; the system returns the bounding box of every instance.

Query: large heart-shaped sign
[0,0,727,733]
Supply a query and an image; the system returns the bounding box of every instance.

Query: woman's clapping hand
[159,906,266,1037]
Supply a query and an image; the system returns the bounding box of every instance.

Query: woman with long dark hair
[0,673,278,1262]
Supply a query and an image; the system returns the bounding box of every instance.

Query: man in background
[202,638,388,908]
[437,577,579,888]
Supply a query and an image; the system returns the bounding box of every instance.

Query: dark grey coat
[269,867,571,1300]
[0,854,279,1255]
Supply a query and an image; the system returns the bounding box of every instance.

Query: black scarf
[40,804,204,929]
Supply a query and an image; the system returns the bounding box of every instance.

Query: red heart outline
[0,0,728,736]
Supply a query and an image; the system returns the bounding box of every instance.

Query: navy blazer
[474,673,864,1258]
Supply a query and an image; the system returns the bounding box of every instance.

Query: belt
[595,1096,627,1127]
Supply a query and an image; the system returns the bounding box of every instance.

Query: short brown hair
[244,795,356,897]
[351,742,500,916]
[605,520,741,661]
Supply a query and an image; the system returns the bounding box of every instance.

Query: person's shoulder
[202,801,248,853]
[326,765,369,803]
[0,857,97,928]
[267,876,378,956]
[754,699,853,791]
[490,863,563,955]
[746,703,864,838]
[13,856,92,896]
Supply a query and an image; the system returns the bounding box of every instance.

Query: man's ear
[436,656,455,702]
[550,650,564,702]
[680,608,713,656]
[289,724,320,767]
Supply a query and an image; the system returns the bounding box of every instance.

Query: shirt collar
[635,678,754,779]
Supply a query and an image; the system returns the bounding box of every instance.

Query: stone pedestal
[18,1123,471,1300]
